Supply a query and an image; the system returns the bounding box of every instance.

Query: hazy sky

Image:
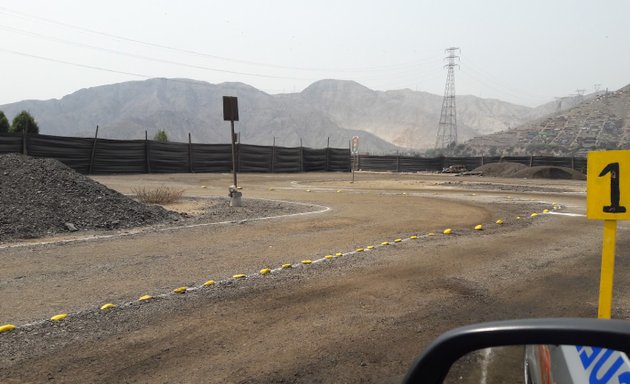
[0,0,628,107]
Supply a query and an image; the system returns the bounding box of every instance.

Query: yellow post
[598,220,617,319]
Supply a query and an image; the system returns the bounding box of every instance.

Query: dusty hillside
[456,85,630,156]
[0,78,560,153]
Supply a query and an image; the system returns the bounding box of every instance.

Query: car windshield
[0,1,629,383]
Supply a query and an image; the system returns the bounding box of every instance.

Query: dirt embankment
[473,162,585,180]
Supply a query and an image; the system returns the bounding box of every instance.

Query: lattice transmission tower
[435,47,460,151]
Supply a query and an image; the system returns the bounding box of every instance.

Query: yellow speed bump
[173,287,188,294]
[139,295,153,302]
[281,263,292,269]
[301,260,313,264]
[428,232,436,236]
[324,255,334,259]
[496,219,504,225]
[335,252,343,257]
[474,224,483,231]
[367,245,375,249]
[410,235,418,239]
[543,209,550,213]
[531,213,539,217]
[394,238,402,243]
[100,303,116,311]
[203,280,216,287]
[50,313,68,321]
[356,248,364,252]
[381,241,390,246]
[0,324,16,333]
[443,228,453,235]
[260,268,271,275]
[233,274,247,279]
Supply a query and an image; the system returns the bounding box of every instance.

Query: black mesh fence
[0,133,590,175]
[0,133,351,174]
[357,154,588,173]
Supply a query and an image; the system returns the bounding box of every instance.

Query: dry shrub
[132,186,184,204]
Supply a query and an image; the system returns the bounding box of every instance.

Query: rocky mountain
[454,85,630,157]
[0,77,577,153]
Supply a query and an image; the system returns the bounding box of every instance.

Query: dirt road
[2,172,627,383]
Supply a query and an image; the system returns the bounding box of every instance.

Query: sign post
[586,150,630,319]
[223,96,241,207]
[351,136,359,183]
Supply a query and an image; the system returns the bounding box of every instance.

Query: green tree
[10,110,39,134]
[0,111,9,133]
[153,130,168,142]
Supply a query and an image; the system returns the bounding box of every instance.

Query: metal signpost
[223,96,242,207]
[586,150,630,319]
[351,136,359,183]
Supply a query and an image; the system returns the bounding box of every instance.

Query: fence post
[271,136,275,173]
[188,132,193,173]
[145,130,151,173]
[529,155,533,167]
[88,125,99,174]
[300,138,304,172]
[21,129,27,155]
[325,137,330,172]
[396,152,400,172]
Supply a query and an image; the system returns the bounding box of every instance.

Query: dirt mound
[473,162,528,177]
[512,166,586,180]
[472,162,585,180]
[0,154,179,241]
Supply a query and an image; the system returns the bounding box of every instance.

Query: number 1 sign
[586,150,630,319]
[587,151,630,220]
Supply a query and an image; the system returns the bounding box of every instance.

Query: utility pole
[575,89,586,103]
[435,47,460,151]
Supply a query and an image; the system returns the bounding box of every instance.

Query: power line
[0,5,442,74]
[0,24,313,81]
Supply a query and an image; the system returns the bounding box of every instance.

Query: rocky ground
[1,172,620,384]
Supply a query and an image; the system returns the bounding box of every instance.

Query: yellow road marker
[302,260,313,264]
[232,274,247,279]
[324,255,334,259]
[381,241,390,246]
[0,324,16,333]
[100,303,116,310]
[394,239,402,243]
[443,228,453,235]
[335,252,343,257]
[260,268,271,275]
[50,314,68,321]
[356,248,364,252]
[139,295,153,301]
[496,219,504,225]
[203,280,216,286]
[474,224,483,230]
[281,263,292,268]
[410,235,418,239]
[173,287,188,294]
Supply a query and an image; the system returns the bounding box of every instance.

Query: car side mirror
[402,318,630,384]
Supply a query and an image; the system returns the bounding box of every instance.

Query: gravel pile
[473,162,585,180]
[0,154,180,241]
